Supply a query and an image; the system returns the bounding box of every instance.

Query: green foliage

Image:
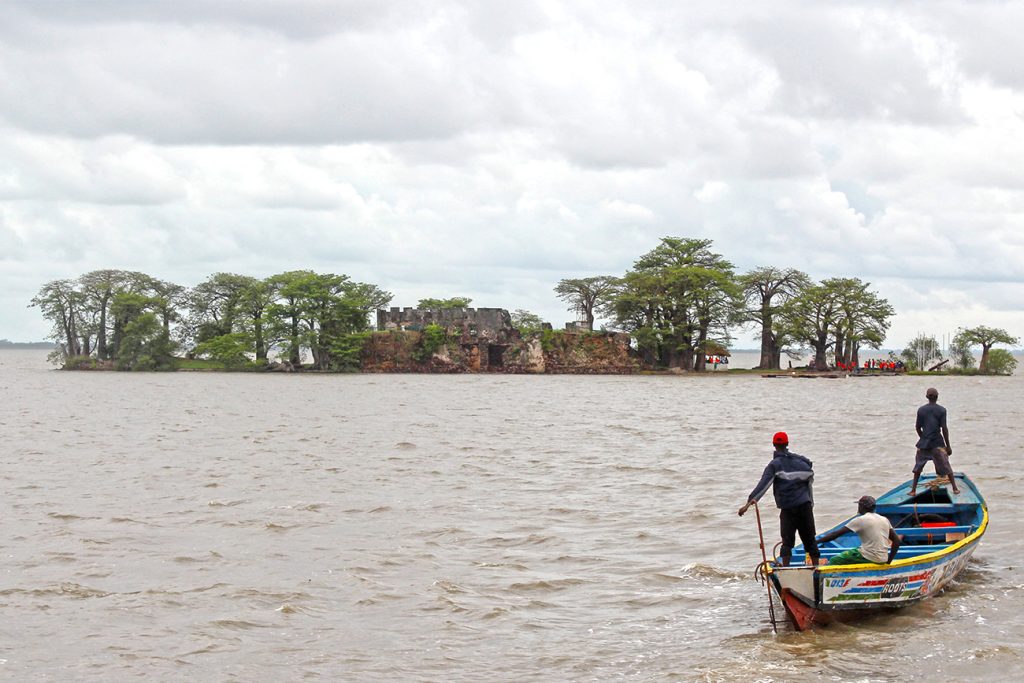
[953,325,1019,373]
[62,355,111,370]
[265,270,392,369]
[554,276,619,330]
[983,348,1017,375]
[947,332,975,369]
[511,309,545,334]
[738,267,811,369]
[417,297,472,310]
[328,332,372,371]
[781,277,892,371]
[116,311,178,371]
[539,328,564,352]
[413,324,448,362]
[194,332,254,368]
[899,334,941,371]
[605,237,739,369]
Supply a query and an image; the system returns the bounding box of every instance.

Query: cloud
[2,1,1024,348]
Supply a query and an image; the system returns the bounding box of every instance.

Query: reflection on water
[2,349,1022,681]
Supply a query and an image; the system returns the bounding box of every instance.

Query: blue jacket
[747,448,814,509]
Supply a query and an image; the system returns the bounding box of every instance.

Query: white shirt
[846,512,894,563]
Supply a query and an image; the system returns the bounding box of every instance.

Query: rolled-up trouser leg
[931,448,954,478]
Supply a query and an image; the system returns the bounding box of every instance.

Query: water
[2,349,1022,681]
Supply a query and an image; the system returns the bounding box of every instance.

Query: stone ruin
[376,307,516,339]
[371,306,635,373]
[376,307,518,370]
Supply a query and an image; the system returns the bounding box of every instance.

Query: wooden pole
[752,501,779,633]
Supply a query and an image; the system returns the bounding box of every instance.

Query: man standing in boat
[738,432,820,567]
[817,495,901,565]
[911,387,960,496]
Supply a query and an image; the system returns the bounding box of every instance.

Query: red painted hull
[776,587,897,631]
[778,588,829,631]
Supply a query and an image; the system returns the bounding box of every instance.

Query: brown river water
[2,349,1022,681]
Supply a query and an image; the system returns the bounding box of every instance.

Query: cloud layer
[2,1,1023,347]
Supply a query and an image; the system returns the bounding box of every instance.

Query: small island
[27,237,1018,375]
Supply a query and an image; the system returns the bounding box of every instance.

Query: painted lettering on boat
[822,548,977,604]
[880,576,908,598]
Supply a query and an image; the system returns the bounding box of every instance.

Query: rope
[910,476,952,526]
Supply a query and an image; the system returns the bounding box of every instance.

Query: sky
[2,0,1023,349]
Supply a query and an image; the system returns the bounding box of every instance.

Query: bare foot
[952,488,961,495]
[909,488,916,496]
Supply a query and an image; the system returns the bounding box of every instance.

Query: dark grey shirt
[915,402,947,449]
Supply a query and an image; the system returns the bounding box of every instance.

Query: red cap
[772,431,789,446]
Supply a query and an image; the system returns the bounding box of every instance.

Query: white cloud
[3,1,1024,348]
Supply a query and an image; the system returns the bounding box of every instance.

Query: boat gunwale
[768,472,987,577]
[815,502,987,573]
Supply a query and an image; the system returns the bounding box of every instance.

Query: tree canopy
[952,326,1020,373]
[416,297,472,310]
[31,269,391,371]
[554,276,619,331]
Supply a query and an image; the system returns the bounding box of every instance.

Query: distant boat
[763,472,986,631]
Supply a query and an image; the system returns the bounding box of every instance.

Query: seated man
[817,496,901,565]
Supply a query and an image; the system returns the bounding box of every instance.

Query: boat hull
[770,540,980,630]
[762,472,986,631]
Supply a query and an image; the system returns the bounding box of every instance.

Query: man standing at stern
[911,387,960,496]
[738,432,820,567]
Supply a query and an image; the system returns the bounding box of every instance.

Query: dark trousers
[780,502,819,562]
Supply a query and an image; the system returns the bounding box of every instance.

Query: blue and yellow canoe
[766,472,987,630]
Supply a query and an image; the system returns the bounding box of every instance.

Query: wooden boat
[763,472,986,630]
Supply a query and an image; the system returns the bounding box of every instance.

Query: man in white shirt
[817,496,902,565]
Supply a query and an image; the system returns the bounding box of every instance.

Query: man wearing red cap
[738,432,820,566]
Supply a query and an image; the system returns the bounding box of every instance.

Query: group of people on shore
[738,387,956,566]
[833,358,904,372]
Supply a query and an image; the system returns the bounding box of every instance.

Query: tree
[147,278,187,339]
[30,279,86,359]
[266,270,312,366]
[780,280,843,371]
[511,309,545,334]
[738,267,811,369]
[781,278,892,370]
[900,335,941,371]
[953,326,1020,373]
[78,269,151,360]
[186,273,258,347]
[417,297,472,310]
[554,276,619,331]
[238,278,276,361]
[110,291,177,370]
[984,348,1018,376]
[266,271,391,370]
[607,237,736,370]
[832,279,894,367]
[194,332,254,368]
[947,333,974,370]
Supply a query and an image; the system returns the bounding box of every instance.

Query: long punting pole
[752,501,779,633]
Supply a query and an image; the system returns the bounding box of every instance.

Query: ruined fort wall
[376,307,514,337]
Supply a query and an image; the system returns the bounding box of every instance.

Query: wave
[678,563,747,581]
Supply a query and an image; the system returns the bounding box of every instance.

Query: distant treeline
[0,339,55,349]
[30,236,906,372]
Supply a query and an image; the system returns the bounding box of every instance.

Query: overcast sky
[2,0,1023,348]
